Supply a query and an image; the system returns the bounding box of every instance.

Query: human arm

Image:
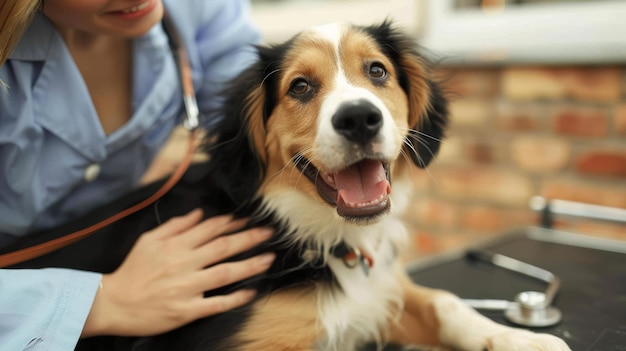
[0,268,101,350]
[0,210,274,348]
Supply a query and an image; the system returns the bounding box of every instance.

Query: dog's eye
[368,62,387,79]
[289,79,312,95]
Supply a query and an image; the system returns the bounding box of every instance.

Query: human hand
[81,209,275,337]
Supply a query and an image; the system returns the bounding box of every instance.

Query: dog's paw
[485,330,571,351]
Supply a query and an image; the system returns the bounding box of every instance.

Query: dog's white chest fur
[316,229,405,351]
[264,177,413,351]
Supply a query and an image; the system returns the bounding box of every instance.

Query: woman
[0,0,274,349]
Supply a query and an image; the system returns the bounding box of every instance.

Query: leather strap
[0,13,199,267]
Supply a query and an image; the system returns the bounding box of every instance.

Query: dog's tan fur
[215,22,572,351]
[232,287,321,350]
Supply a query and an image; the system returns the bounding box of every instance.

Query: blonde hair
[0,0,39,67]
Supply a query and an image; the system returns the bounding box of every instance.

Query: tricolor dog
[11,21,572,351]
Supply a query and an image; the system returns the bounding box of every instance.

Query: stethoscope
[0,13,201,267]
[462,250,562,328]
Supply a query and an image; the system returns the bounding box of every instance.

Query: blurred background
[248,0,626,259]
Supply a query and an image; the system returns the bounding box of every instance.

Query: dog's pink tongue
[334,160,390,207]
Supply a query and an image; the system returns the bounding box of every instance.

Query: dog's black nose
[332,100,383,144]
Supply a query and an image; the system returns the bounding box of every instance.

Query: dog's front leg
[390,273,571,351]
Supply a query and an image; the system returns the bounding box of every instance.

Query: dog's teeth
[324,174,335,187]
[344,195,387,208]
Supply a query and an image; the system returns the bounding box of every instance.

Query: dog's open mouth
[295,156,391,219]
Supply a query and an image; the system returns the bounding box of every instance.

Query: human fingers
[189,289,258,320]
[191,227,274,268]
[148,208,204,239]
[178,215,249,249]
[191,252,276,293]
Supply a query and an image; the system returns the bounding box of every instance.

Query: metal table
[385,227,626,351]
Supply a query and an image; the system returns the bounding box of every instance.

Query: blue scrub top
[0,0,261,244]
[0,1,261,350]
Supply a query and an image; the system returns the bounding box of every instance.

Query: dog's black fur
[1,22,447,351]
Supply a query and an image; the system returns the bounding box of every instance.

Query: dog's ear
[406,79,449,168]
[395,34,449,169]
[364,21,449,168]
[203,44,285,205]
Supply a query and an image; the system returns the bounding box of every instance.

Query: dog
[6,21,572,351]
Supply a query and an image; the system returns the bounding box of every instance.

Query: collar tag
[357,253,370,276]
[332,243,374,276]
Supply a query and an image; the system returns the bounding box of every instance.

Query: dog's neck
[330,241,375,276]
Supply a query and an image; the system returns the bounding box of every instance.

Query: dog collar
[331,242,374,276]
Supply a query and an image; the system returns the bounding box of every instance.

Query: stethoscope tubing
[463,249,563,327]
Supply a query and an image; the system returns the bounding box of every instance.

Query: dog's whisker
[401,140,439,184]
[399,148,416,167]
[287,148,317,191]
[400,127,444,143]
[414,130,442,143]
[404,133,437,161]
[204,135,238,153]
[399,148,438,185]
[402,138,427,168]
[270,159,294,180]
[266,149,319,192]
[269,151,308,180]
[260,67,284,88]
[293,157,314,191]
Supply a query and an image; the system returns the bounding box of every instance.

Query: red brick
[411,230,439,256]
[615,104,626,135]
[437,136,504,166]
[466,141,494,164]
[575,150,626,178]
[413,199,459,228]
[436,136,464,165]
[438,68,500,98]
[461,206,535,234]
[411,230,476,257]
[551,107,609,138]
[568,67,622,102]
[408,169,433,191]
[511,136,570,173]
[502,68,562,101]
[495,103,544,131]
[412,65,626,251]
[448,99,492,128]
[434,167,534,206]
[542,179,626,209]
[503,67,622,103]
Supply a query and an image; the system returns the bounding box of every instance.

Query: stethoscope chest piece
[504,291,562,327]
[464,250,564,328]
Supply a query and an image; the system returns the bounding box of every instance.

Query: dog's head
[207,21,448,228]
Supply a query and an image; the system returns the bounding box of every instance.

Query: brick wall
[405,66,626,258]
